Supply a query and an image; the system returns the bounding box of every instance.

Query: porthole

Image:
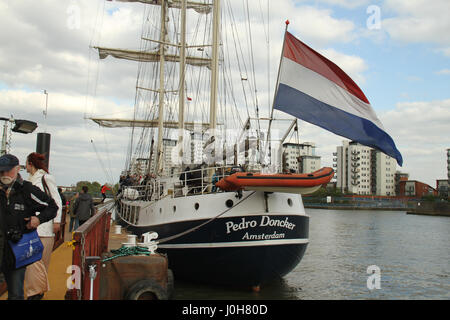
[287,198,293,207]
[194,203,200,210]
[225,199,234,208]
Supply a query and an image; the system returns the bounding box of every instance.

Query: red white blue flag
[274,31,403,166]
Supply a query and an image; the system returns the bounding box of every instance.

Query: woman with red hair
[23,152,62,300]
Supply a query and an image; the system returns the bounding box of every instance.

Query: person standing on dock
[0,154,57,300]
[68,192,79,232]
[74,186,96,226]
[24,152,63,300]
[100,184,111,203]
[58,187,67,207]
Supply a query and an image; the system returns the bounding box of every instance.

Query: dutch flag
[274,31,403,166]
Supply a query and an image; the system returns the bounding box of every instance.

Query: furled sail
[95,47,211,67]
[89,117,211,131]
[273,31,403,166]
[106,0,212,14]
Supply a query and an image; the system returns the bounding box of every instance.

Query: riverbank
[305,203,450,217]
[304,205,406,211]
[406,210,450,217]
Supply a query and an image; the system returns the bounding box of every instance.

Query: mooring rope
[155,191,257,245]
[101,246,152,263]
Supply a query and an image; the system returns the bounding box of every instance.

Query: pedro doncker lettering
[225,216,296,240]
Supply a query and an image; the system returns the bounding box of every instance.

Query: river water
[173,209,450,300]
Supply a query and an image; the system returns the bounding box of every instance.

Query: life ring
[125,279,168,300]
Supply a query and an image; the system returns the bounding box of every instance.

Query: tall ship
[89,0,401,287]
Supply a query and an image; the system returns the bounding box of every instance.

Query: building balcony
[333,158,337,162]
[351,168,360,173]
[351,162,360,167]
[333,152,337,156]
[351,156,360,161]
[351,150,360,155]
[333,164,337,167]
[351,174,360,180]
[351,180,360,186]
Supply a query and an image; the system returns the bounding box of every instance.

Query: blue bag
[8,230,44,269]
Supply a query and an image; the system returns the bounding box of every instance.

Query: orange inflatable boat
[215,167,334,194]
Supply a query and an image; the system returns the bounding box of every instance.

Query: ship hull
[115,191,309,286]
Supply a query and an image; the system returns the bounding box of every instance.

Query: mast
[209,0,220,134]
[207,0,220,186]
[93,0,214,175]
[155,0,168,174]
[178,0,187,165]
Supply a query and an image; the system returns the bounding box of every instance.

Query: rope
[101,246,152,263]
[156,191,256,244]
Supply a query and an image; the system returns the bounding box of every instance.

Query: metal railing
[116,165,242,226]
[65,206,111,300]
[119,165,238,202]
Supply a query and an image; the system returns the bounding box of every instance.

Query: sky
[0,0,449,188]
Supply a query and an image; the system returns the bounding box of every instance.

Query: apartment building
[135,138,179,176]
[334,141,396,196]
[436,179,449,198]
[282,142,321,173]
[395,171,409,196]
[447,148,450,182]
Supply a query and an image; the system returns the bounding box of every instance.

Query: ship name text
[225,216,295,234]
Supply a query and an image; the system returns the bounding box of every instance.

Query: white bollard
[127,234,137,245]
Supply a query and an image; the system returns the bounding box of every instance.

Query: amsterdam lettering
[225,216,296,240]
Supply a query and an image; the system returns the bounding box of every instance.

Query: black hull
[116,214,309,286]
[162,243,308,286]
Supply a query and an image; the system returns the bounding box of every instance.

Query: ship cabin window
[194,203,200,210]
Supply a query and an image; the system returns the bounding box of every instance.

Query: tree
[75,181,102,194]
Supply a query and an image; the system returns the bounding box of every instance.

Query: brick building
[398,180,437,198]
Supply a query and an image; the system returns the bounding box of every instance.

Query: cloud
[296,0,371,9]
[382,0,450,56]
[405,75,422,82]
[435,69,450,75]
[286,5,357,46]
[0,89,132,186]
[379,99,450,185]
[437,47,450,57]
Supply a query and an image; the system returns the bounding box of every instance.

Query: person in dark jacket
[74,186,96,226]
[0,154,57,300]
[58,187,67,207]
[0,199,5,278]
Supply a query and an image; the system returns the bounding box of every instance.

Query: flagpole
[265,20,290,170]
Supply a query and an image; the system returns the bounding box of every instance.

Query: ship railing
[119,165,238,202]
[168,165,237,198]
